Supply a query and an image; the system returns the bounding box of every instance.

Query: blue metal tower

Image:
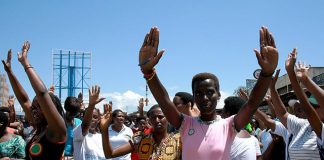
[52,49,91,102]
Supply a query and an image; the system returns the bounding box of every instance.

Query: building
[248,67,324,113]
[0,73,9,107]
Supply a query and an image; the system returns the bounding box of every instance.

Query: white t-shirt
[317,123,324,159]
[73,125,107,160]
[230,132,261,160]
[287,114,320,159]
[108,124,133,160]
[272,121,291,160]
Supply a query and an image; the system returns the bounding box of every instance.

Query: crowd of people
[0,26,323,160]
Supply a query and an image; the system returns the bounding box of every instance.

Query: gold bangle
[146,70,156,81]
[24,65,33,71]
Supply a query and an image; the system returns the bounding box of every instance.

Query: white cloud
[216,90,231,110]
[83,90,157,113]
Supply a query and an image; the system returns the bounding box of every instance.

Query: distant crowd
[0,26,323,160]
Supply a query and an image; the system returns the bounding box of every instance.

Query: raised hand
[270,69,280,89]
[77,92,83,103]
[103,103,111,114]
[88,85,105,107]
[2,49,12,72]
[100,104,112,130]
[254,27,278,76]
[17,41,30,65]
[138,98,144,112]
[8,95,15,107]
[285,48,297,72]
[296,61,310,81]
[238,88,249,101]
[49,84,55,93]
[139,27,165,74]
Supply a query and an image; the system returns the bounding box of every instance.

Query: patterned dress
[0,135,26,159]
[133,132,182,160]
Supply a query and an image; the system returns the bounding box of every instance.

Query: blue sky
[1,1,323,113]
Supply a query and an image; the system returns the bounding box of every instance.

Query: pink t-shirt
[180,114,236,160]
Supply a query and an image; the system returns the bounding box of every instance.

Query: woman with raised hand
[100,104,182,159]
[2,41,67,160]
[73,85,105,160]
[285,49,323,159]
[137,26,278,159]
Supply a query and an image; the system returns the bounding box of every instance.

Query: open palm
[139,27,165,74]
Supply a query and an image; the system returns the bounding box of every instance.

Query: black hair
[0,111,8,136]
[136,116,147,123]
[64,96,81,114]
[223,96,246,116]
[50,92,65,119]
[112,109,123,118]
[192,72,221,96]
[175,92,194,106]
[0,107,10,114]
[147,104,160,118]
[32,92,65,123]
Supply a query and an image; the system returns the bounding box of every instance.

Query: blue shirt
[64,118,82,156]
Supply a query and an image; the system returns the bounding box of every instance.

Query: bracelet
[143,69,156,81]
[142,68,155,77]
[146,70,156,81]
[260,71,274,77]
[24,65,33,71]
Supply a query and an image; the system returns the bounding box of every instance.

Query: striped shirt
[287,114,320,159]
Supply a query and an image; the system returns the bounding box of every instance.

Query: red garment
[6,127,16,134]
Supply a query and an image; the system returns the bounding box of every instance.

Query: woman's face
[90,109,100,129]
[113,112,125,125]
[149,108,167,132]
[31,99,45,126]
[193,79,220,115]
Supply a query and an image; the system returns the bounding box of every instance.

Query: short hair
[175,92,194,106]
[136,116,147,123]
[192,72,220,96]
[147,104,160,118]
[223,96,246,116]
[64,96,81,113]
[112,109,123,118]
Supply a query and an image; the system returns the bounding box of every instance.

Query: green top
[0,135,26,159]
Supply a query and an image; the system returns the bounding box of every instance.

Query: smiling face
[148,107,167,133]
[90,108,100,131]
[193,79,220,116]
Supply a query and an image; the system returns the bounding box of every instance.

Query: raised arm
[138,98,145,117]
[269,69,289,128]
[254,109,276,131]
[81,85,105,136]
[17,41,66,142]
[138,27,182,128]
[100,104,133,158]
[235,27,278,130]
[7,96,16,123]
[285,50,322,138]
[297,62,324,113]
[2,49,33,123]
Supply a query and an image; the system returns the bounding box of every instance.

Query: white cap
[288,99,300,107]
